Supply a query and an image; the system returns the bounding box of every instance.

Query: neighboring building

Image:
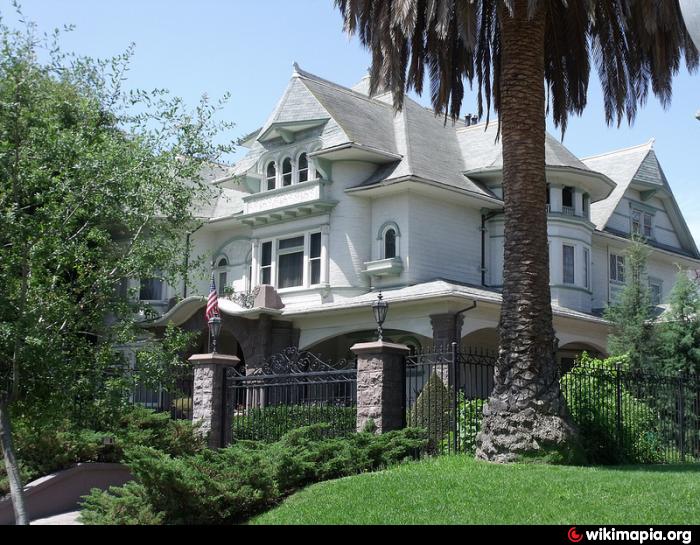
[143,65,700,370]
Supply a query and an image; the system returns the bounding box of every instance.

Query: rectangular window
[218,271,227,292]
[583,248,590,289]
[631,209,654,238]
[649,279,662,306]
[309,232,321,285]
[609,254,625,283]
[140,275,163,301]
[563,245,575,284]
[277,236,305,289]
[261,241,272,285]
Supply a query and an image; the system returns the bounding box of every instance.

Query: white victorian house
[143,64,700,371]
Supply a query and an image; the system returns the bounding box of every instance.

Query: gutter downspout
[454,301,478,343]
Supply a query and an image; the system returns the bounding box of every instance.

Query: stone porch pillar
[351,340,409,434]
[430,313,464,349]
[189,353,240,448]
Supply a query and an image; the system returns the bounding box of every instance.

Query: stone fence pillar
[351,341,409,434]
[188,353,240,448]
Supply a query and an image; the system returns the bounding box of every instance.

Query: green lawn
[252,456,700,525]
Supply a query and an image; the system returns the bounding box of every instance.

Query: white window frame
[258,229,325,291]
[631,208,654,239]
[610,253,625,283]
[265,161,277,191]
[583,247,590,290]
[281,157,293,187]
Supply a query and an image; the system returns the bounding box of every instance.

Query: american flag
[206,272,219,321]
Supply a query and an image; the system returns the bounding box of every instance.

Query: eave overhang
[309,142,402,164]
[257,118,329,144]
[465,165,616,203]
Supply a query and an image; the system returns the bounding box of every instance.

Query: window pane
[563,245,574,284]
[261,267,271,285]
[266,162,276,191]
[562,187,573,208]
[385,229,396,259]
[140,278,163,300]
[311,260,321,285]
[298,153,309,183]
[218,271,227,291]
[282,158,292,186]
[261,241,272,266]
[279,236,304,251]
[278,252,304,288]
[218,257,228,267]
[310,232,321,258]
[583,249,590,289]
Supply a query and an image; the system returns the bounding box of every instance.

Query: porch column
[430,313,464,348]
[189,353,240,448]
[351,340,409,434]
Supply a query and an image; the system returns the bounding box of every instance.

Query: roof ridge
[581,139,654,161]
[294,64,394,108]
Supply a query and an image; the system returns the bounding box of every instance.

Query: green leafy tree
[336,0,697,462]
[0,8,232,524]
[604,236,658,371]
[659,269,700,377]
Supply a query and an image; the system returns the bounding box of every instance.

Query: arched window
[216,257,228,292]
[298,153,309,183]
[384,229,397,259]
[266,162,276,191]
[282,158,293,186]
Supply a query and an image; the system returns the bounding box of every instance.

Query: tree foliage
[659,269,700,377]
[604,236,658,372]
[336,0,698,134]
[0,8,232,418]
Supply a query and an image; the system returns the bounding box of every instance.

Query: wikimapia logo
[567,527,693,544]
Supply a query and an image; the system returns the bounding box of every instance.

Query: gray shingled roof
[582,141,654,229]
[458,120,593,173]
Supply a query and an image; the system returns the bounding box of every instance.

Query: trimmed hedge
[231,405,356,442]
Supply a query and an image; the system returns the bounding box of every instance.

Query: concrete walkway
[30,511,82,525]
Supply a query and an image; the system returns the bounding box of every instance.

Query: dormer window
[266,162,276,191]
[384,229,397,259]
[282,158,293,187]
[298,153,309,183]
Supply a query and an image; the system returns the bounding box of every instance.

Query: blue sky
[3,0,699,244]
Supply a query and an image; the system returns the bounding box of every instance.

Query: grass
[251,455,700,525]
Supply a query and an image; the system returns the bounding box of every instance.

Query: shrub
[231,405,356,442]
[80,425,428,525]
[442,394,486,454]
[562,354,664,464]
[79,482,165,525]
[0,406,204,497]
[406,372,451,452]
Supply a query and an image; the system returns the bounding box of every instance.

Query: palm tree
[336,0,698,462]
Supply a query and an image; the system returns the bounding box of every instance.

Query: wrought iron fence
[223,347,356,446]
[126,365,194,420]
[405,344,700,463]
[405,344,497,455]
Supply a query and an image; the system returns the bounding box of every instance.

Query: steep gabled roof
[583,141,699,258]
[583,141,654,229]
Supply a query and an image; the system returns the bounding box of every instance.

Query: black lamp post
[208,314,222,353]
[371,292,389,341]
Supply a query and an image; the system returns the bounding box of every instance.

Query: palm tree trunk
[476,0,577,462]
[0,401,28,525]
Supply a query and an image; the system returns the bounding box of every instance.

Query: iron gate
[223,347,357,445]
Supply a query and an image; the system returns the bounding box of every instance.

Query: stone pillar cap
[350,340,410,355]
[188,353,241,366]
